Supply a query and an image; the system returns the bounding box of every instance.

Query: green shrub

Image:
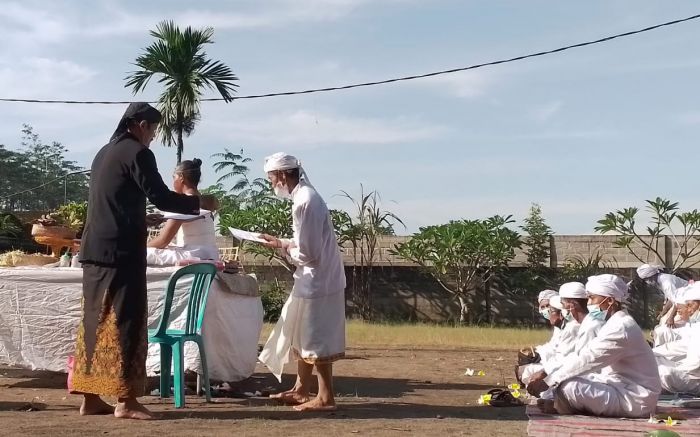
[261,278,289,322]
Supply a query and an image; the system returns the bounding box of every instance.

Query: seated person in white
[518,291,577,385]
[527,274,662,419]
[637,264,689,347]
[655,283,700,395]
[147,158,219,265]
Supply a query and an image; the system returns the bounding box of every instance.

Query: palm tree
[211,148,269,205]
[125,20,238,163]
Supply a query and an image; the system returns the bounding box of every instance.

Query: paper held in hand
[229,227,268,244]
[161,209,210,222]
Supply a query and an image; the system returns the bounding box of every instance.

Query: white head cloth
[637,263,662,279]
[585,274,629,302]
[683,282,700,302]
[263,152,311,185]
[549,295,564,311]
[538,289,558,304]
[675,286,688,305]
[559,282,587,299]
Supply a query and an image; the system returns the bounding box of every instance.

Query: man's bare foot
[537,399,558,414]
[80,395,115,416]
[293,397,337,412]
[270,390,311,405]
[114,399,155,420]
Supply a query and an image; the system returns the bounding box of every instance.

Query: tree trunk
[483,278,491,324]
[458,295,469,324]
[177,127,184,164]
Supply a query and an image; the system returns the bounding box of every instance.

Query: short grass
[261,320,550,350]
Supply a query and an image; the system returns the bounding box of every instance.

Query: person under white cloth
[518,292,577,385]
[637,264,688,346]
[653,285,693,348]
[655,283,700,395]
[147,158,220,265]
[527,274,662,418]
[258,152,346,412]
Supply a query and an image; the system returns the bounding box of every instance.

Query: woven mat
[526,402,700,436]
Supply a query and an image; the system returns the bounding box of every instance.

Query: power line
[0,170,90,201]
[1,12,698,105]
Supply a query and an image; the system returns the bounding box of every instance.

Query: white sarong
[259,292,345,382]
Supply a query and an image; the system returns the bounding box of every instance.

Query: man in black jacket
[71,102,217,420]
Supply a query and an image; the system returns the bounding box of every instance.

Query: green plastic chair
[148,263,217,408]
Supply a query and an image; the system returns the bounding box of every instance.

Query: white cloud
[677,111,700,125]
[211,109,446,149]
[0,57,96,98]
[530,101,562,123]
[414,70,493,98]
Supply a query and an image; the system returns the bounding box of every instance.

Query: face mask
[562,308,573,322]
[273,183,291,199]
[691,310,700,324]
[540,308,550,321]
[587,304,606,321]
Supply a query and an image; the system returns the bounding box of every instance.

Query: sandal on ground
[487,388,524,407]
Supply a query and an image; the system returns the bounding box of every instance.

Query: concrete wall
[218,234,674,268]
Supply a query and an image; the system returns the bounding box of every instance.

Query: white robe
[573,314,605,355]
[259,181,346,381]
[544,311,661,418]
[657,274,688,304]
[656,323,700,395]
[536,326,562,363]
[519,321,579,385]
[542,319,581,375]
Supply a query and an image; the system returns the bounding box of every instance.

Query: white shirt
[543,319,581,374]
[574,313,605,355]
[175,210,219,260]
[545,311,661,417]
[678,324,700,380]
[283,181,346,299]
[536,326,562,363]
[657,273,688,303]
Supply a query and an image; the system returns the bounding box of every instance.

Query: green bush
[261,279,289,322]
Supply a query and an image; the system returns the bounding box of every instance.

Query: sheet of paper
[161,212,204,222]
[229,227,268,244]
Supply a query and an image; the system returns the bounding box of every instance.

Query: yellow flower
[511,389,521,398]
[477,370,486,376]
[664,416,678,427]
[477,394,492,405]
[508,383,521,390]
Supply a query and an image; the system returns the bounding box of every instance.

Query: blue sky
[0,0,698,234]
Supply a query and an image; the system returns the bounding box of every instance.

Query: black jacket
[80,133,200,264]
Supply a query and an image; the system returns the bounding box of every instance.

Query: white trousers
[553,375,656,418]
[658,363,700,395]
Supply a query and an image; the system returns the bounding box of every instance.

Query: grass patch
[261,320,551,350]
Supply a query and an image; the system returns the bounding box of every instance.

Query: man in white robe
[257,152,346,411]
[518,293,575,385]
[637,264,688,347]
[558,282,604,355]
[655,283,700,395]
[527,274,662,418]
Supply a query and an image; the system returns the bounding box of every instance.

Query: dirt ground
[0,348,528,436]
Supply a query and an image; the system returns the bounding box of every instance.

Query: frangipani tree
[595,197,700,271]
[391,215,521,324]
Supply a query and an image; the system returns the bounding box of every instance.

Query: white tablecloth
[0,266,263,382]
